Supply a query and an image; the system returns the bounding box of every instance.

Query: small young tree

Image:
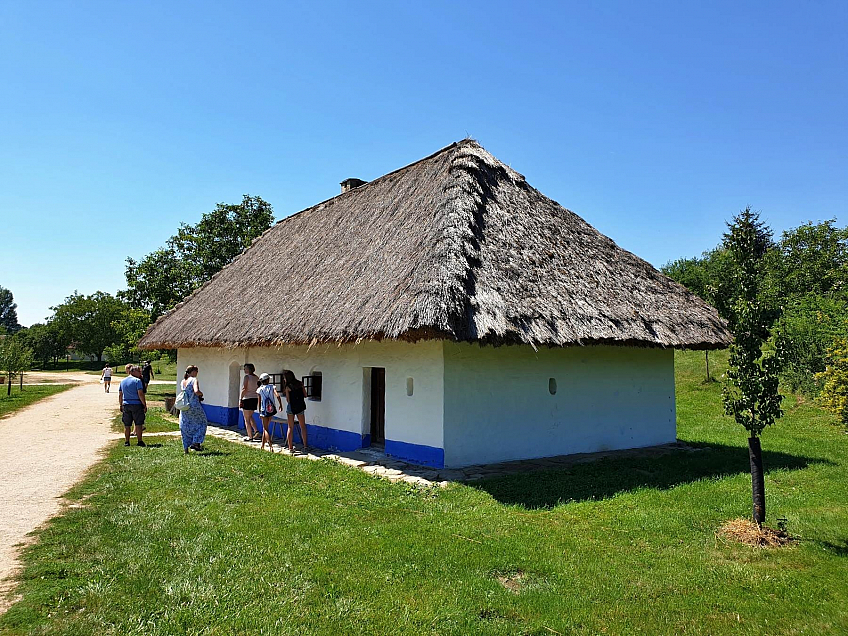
[721,207,784,525]
[816,338,848,425]
[0,338,34,396]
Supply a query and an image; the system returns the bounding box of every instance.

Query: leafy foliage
[14,322,70,367]
[50,292,128,362]
[0,337,34,394]
[105,306,153,364]
[774,219,848,298]
[122,247,193,322]
[816,338,848,424]
[779,293,848,393]
[663,217,848,398]
[123,195,274,319]
[720,208,785,437]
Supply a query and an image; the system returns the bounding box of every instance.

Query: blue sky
[1,1,846,326]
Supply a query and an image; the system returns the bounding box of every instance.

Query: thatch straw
[139,140,731,350]
[717,518,794,547]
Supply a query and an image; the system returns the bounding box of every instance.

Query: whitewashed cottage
[139,140,729,468]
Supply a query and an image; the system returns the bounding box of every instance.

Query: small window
[303,373,323,401]
[406,377,414,396]
[270,373,285,394]
[548,378,557,395]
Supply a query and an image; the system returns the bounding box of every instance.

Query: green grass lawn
[1,351,846,635]
[144,383,177,403]
[110,407,180,435]
[0,384,72,420]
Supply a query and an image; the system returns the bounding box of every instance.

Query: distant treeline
[662,218,848,396]
[2,195,274,368]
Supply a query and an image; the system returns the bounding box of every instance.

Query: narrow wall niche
[549,378,557,395]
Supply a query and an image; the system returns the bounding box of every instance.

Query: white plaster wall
[442,343,676,467]
[178,341,444,448]
[177,348,246,405]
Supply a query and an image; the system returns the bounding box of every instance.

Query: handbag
[175,389,191,411]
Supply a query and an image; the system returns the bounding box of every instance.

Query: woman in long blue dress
[179,365,208,453]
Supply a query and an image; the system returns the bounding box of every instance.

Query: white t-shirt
[102,368,112,378]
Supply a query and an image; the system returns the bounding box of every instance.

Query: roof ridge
[411,141,525,337]
[274,139,476,228]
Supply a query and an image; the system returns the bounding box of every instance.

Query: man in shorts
[119,364,147,447]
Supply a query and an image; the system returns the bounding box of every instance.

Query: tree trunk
[6,375,10,396]
[748,436,766,525]
[705,351,710,382]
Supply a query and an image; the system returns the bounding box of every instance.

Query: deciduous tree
[0,337,33,395]
[0,285,21,333]
[14,322,69,367]
[123,195,274,318]
[721,207,785,525]
[775,219,848,298]
[50,292,126,362]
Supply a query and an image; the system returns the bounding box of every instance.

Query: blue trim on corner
[385,439,444,468]
[201,404,239,427]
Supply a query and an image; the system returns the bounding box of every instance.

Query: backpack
[261,386,277,416]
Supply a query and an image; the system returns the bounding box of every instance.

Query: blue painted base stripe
[201,404,239,427]
[205,404,367,452]
[385,439,444,468]
[201,405,444,467]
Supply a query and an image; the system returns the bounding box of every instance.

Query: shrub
[779,293,848,394]
[816,338,848,425]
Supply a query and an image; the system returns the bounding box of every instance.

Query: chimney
[340,178,367,193]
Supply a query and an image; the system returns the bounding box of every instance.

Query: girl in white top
[257,373,283,452]
[100,365,112,393]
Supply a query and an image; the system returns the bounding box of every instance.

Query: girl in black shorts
[283,370,308,453]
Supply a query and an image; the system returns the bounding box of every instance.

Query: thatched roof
[139,140,730,350]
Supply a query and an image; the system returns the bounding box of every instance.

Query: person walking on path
[239,363,261,442]
[141,360,155,391]
[179,365,208,453]
[119,364,147,447]
[283,370,308,453]
[100,364,112,393]
[257,373,283,452]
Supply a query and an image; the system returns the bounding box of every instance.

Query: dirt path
[0,372,119,613]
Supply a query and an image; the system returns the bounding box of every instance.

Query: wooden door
[370,367,385,444]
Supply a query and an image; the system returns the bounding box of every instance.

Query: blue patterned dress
[179,378,208,450]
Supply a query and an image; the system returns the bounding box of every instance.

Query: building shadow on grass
[470,443,832,509]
